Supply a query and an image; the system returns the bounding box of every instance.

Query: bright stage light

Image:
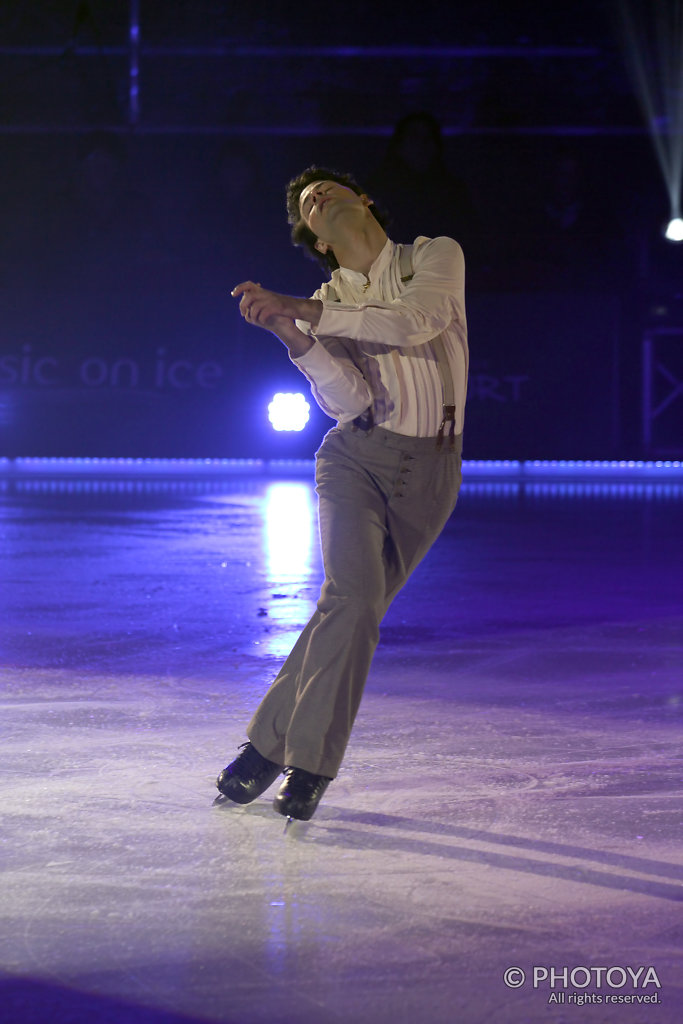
[617,3,683,246]
[268,392,310,431]
[664,216,683,242]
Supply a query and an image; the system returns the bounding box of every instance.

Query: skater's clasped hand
[232,282,322,330]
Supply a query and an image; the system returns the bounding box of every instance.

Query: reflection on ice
[264,482,316,584]
[261,482,318,658]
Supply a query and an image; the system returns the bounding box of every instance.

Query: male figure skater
[218,166,468,820]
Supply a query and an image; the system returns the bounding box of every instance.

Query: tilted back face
[286,165,388,272]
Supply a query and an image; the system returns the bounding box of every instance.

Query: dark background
[1,0,681,460]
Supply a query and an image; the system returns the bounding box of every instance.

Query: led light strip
[0,457,681,479]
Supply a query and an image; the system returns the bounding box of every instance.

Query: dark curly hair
[286,165,389,273]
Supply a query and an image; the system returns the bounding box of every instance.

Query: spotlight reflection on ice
[262,481,317,656]
[268,393,310,431]
[264,482,314,582]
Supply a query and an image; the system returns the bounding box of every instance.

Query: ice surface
[1,472,681,1023]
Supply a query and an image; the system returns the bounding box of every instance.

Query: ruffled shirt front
[292,235,468,437]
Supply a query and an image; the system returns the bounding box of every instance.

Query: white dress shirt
[293,235,468,437]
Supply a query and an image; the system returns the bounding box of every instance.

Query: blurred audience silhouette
[368,112,477,257]
[512,148,622,291]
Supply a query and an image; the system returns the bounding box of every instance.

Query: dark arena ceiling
[0,0,658,136]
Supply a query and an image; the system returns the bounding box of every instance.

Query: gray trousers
[247,423,463,779]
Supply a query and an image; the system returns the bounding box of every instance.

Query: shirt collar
[335,238,394,288]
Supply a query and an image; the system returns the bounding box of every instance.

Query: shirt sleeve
[313,236,465,348]
[291,338,373,422]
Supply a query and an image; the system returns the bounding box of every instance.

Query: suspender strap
[398,245,457,449]
[398,244,414,284]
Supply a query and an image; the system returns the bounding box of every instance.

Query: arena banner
[1,291,619,461]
